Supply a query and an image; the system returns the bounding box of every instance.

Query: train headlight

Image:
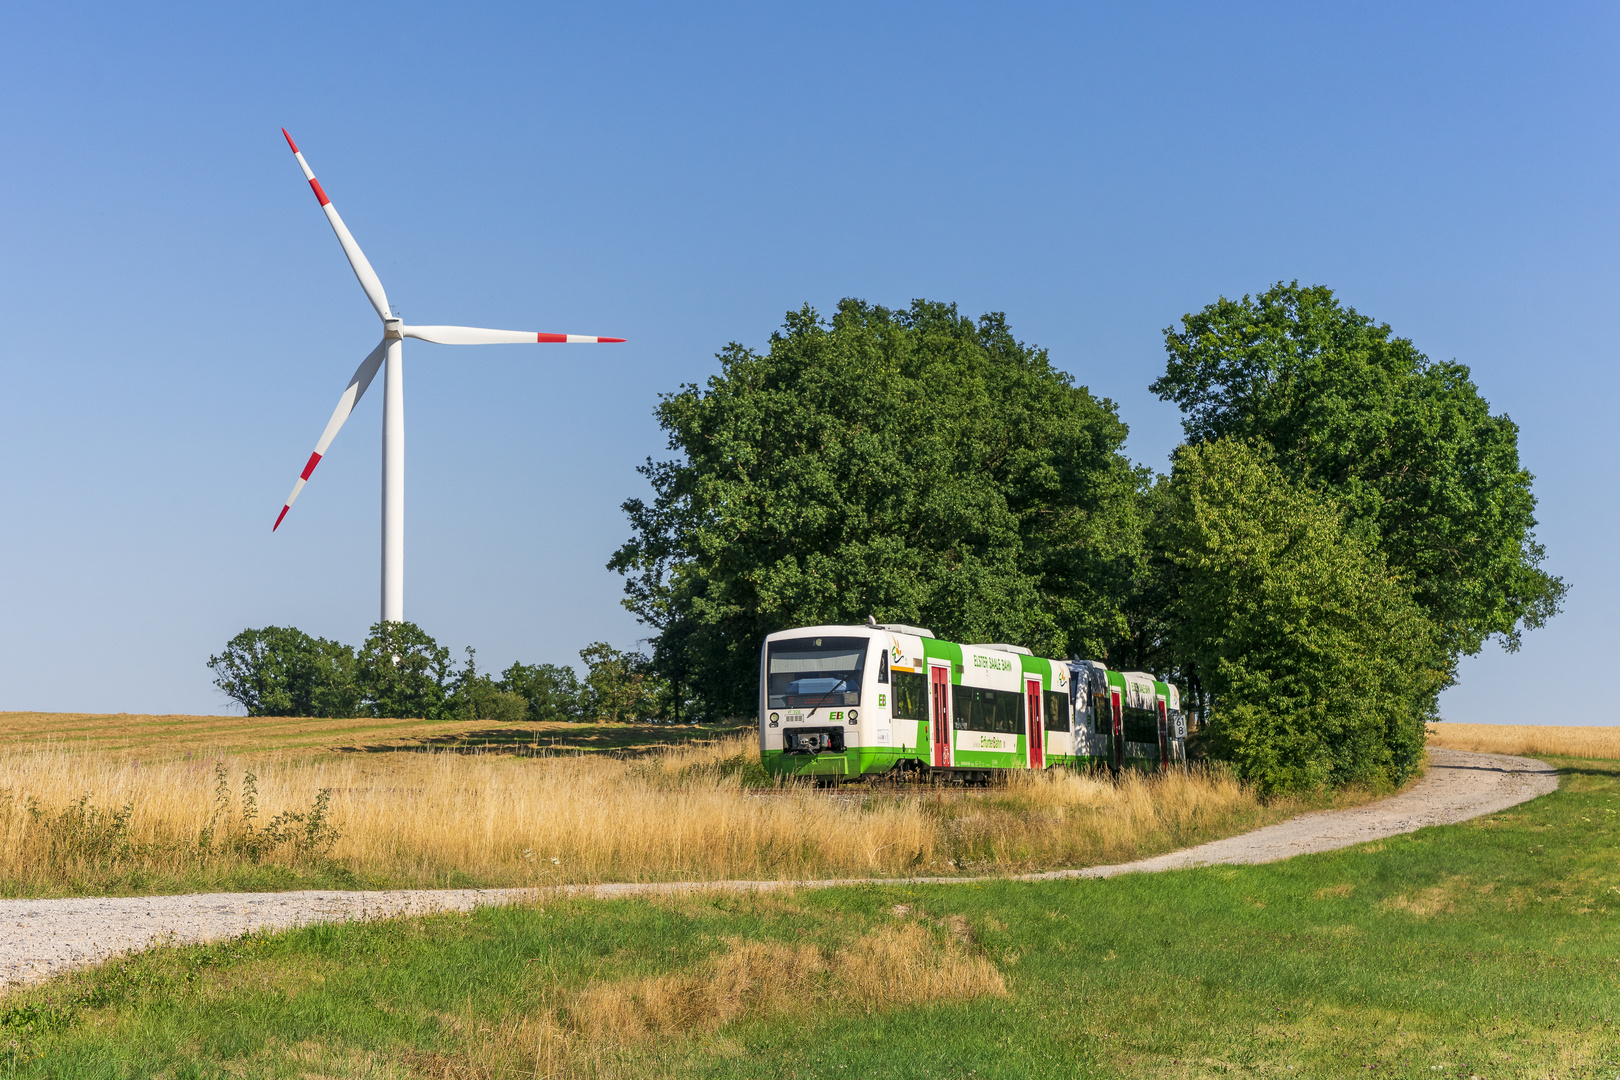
[847,710,858,724]
[769,712,779,724]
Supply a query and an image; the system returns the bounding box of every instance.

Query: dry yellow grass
[1427,722,1620,760]
[468,905,1007,1078]
[0,730,1365,896]
[0,713,1384,896]
[568,921,1003,1042]
[1378,874,1472,918]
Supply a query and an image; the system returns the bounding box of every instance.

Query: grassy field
[2,755,1614,1078]
[0,740,1340,899]
[1427,721,1620,760]
[2,712,1610,901]
[0,711,750,757]
[0,713,1384,898]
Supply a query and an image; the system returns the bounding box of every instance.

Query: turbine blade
[273,339,389,531]
[281,128,391,321]
[403,324,627,345]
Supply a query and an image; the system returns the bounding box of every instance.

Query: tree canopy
[1152,439,1444,793]
[499,662,586,722]
[1151,282,1564,661]
[206,626,357,718]
[208,624,653,722]
[355,621,458,720]
[610,299,1144,720]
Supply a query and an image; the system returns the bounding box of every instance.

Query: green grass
[5,758,1617,1078]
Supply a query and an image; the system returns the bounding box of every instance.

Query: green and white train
[759,622,1186,782]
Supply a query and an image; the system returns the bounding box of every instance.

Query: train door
[1110,690,1124,771]
[929,663,952,768]
[1090,689,1107,761]
[1157,700,1170,769]
[1025,677,1044,770]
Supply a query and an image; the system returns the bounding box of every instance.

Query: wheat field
[1426,722,1620,760]
[0,726,1338,895]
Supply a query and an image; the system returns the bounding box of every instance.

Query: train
[759,620,1186,782]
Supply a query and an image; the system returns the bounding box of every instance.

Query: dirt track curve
[0,748,1557,990]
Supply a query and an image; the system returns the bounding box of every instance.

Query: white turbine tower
[273,128,623,625]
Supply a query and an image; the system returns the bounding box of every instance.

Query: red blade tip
[273,505,290,531]
[282,128,299,153]
[600,337,626,343]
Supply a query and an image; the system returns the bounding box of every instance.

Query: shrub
[447,649,534,722]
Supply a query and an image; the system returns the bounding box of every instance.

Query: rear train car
[1070,662,1188,772]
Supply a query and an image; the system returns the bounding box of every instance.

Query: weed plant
[0,762,342,895]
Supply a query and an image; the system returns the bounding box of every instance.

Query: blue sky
[1,1,1613,722]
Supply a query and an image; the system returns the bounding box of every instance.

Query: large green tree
[610,299,1143,720]
[1151,282,1564,663]
[355,621,457,720]
[1154,439,1445,794]
[207,626,358,718]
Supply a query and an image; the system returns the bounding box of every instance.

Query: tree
[610,299,1143,719]
[207,626,357,717]
[1105,480,1180,675]
[578,642,658,722]
[355,621,456,719]
[1153,439,1446,794]
[1151,282,1564,663]
[211,623,565,723]
[499,661,586,722]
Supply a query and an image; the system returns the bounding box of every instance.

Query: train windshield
[766,636,867,709]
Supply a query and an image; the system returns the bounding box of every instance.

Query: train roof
[760,625,1068,675]
[1069,662,1179,701]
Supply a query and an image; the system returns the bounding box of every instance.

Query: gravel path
[0,748,1556,991]
[1023,747,1557,879]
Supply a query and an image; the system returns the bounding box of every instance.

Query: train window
[891,671,927,720]
[878,650,889,684]
[1043,690,1069,732]
[766,637,867,709]
[1093,695,1111,735]
[951,685,1021,734]
[1123,705,1157,743]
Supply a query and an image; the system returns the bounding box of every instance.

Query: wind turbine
[272,129,623,625]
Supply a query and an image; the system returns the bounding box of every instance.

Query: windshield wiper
[803,678,849,719]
